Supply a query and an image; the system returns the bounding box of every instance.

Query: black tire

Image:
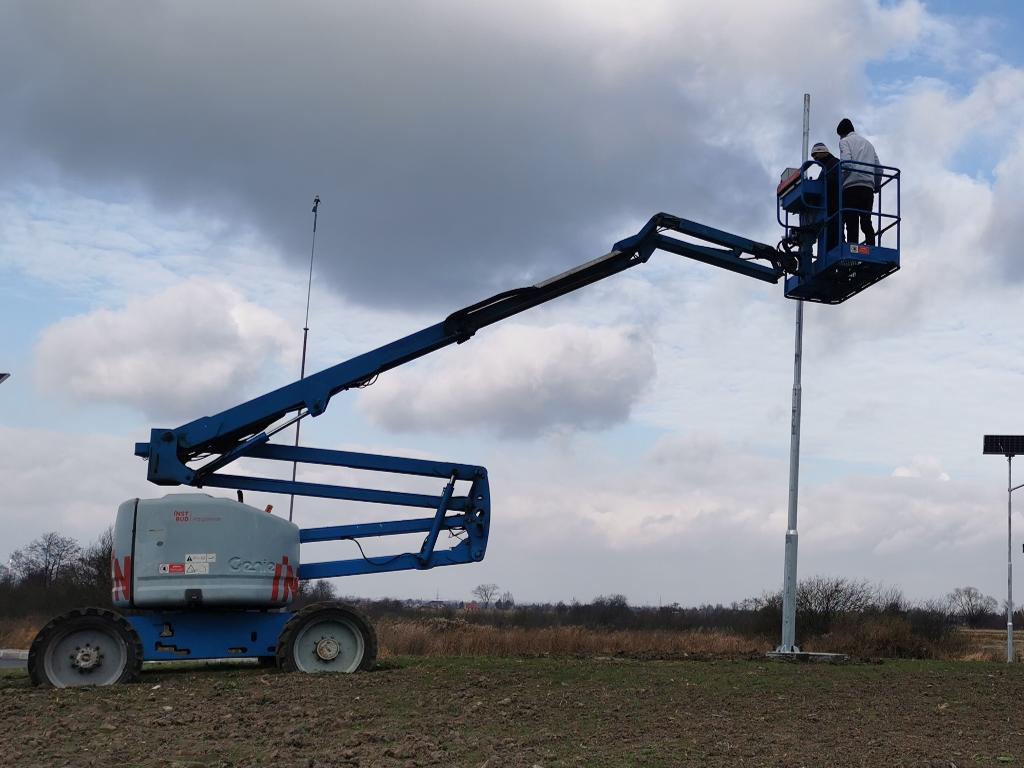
[28,607,142,688]
[276,601,377,674]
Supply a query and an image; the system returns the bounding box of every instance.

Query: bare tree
[497,591,516,609]
[947,586,998,628]
[472,583,500,608]
[875,584,907,614]
[64,527,115,605]
[592,594,633,627]
[79,527,113,582]
[9,532,82,587]
[798,576,874,616]
[296,579,337,607]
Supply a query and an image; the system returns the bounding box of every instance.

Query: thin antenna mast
[289,194,320,522]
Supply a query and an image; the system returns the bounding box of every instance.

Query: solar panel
[983,435,1024,456]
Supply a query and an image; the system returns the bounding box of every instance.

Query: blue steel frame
[129,611,290,662]
[122,204,904,664]
[777,160,901,304]
[131,196,902,590]
[133,213,792,584]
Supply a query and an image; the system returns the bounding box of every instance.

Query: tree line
[2,532,1017,641]
[407,579,1017,643]
[1,531,113,617]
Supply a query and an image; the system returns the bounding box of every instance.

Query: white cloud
[985,136,1024,277]
[358,323,655,438]
[33,279,294,421]
[0,425,151,551]
[861,66,1024,290]
[446,432,1004,603]
[893,455,951,481]
[3,1,1024,608]
[0,0,967,309]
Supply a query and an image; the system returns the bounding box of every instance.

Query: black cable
[343,536,413,566]
[342,521,467,566]
[353,374,379,389]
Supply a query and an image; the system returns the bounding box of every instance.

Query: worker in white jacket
[837,118,880,245]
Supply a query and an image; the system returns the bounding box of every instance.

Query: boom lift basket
[777,160,900,304]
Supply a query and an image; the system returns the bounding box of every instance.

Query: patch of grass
[0,615,40,649]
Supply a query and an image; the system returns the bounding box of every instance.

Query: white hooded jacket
[838,131,881,190]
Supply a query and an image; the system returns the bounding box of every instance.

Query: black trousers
[824,209,841,253]
[843,185,875,245]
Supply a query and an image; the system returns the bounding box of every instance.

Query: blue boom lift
[28,162,899,686]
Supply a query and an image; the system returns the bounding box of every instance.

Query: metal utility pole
[777,94,810,654]
[982,435,1024,662]
[978,436,1024,663]
[289,194,321,522]
[1008,456,1015,663]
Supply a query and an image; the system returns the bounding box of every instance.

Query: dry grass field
[376,618,768,659]
[959,629,1024,662]
[3,614,1018,661]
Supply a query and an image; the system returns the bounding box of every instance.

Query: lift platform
[777,160,900,304]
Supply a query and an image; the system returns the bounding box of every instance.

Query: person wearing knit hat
[837,118,881,245]
[811,142,841,253]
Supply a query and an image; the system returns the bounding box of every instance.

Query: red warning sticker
[271,555,299,603]
[849,244,871,255]
[112,555,132,602]
[167,563,186,574]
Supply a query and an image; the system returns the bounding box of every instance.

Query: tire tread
[28,607,143,687]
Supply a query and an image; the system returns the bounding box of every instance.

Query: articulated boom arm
[135,213,787,580]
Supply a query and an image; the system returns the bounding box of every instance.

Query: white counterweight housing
[112,494,300,609]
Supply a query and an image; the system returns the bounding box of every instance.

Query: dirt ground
[2,656,1023,767]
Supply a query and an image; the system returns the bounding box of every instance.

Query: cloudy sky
[3,0,1024,610]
